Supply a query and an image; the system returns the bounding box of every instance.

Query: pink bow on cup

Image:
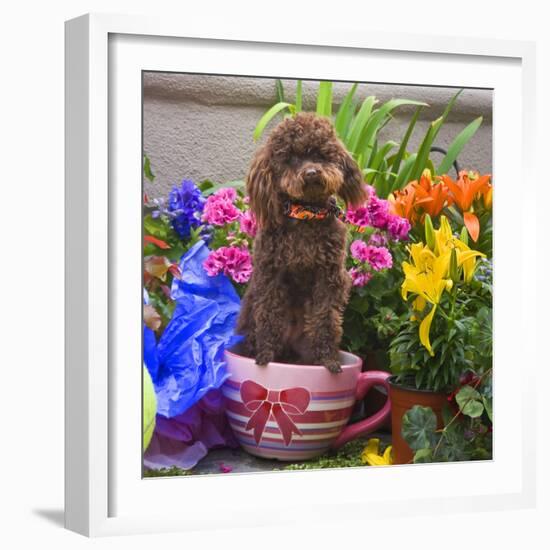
[240,380,311,446]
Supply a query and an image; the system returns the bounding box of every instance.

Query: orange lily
[439,171,492,242]
[390,170,452,225]
[413,170,453,219]
[389,185,422,223]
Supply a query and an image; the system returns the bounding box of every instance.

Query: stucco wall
[143,73,492,198]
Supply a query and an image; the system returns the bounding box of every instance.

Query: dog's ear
[246,145,282,229]
[338,151,367,207]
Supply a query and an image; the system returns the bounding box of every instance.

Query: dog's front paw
[324,359,343,374]
[254,351,274,368]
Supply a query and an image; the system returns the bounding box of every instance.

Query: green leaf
[345,96,377,152]
[334,83,358,139]
[143,214,168,240]
[401,405,438,451]
[253,102,293,141]
[409,89,462,181]
[413,448,434,463]
[460,226,469,245]
[456,385,484,418]
[369,140,398,173]
[389,105,423,189]
[482,395,493,422]
[143,155,155,182]
[356,99,427,160]
[275,79,285,103]
[409,116,443,182]
[316,81,333,117]
[441,403,454,426]
[198,179,215,193]
[295,80,303,112]
[437,117,483,175]
[393,153,418,190]
[202,180,245,196]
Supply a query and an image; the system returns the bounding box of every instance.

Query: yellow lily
[433,216,485,282]
[401,217,487,355]
[401,249,451,355]
[361,438,393,466]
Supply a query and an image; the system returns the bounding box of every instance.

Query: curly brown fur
[237,113,366,373]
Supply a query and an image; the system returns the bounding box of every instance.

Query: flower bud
[424,214,436,251]
[460,226,469,245]
[449,247,460,282]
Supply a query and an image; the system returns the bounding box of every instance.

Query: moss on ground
[142,436,391,477]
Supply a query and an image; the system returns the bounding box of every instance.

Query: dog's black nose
[304,168,319,182]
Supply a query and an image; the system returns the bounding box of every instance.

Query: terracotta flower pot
[388,375,449,465]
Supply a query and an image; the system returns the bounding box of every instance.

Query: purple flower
[349,267,372,287]
[350,241,392,271]
[387,215,411,241]
[350,240,370,262]
[346,205,371,227]
[204,246,253,283]
[216,187,238,202]
[365,246,393,271]
[367,195,391,229]
[368,232,388,247]
[239,210,257,238]
[202,188,241,226]
[167,179,205,239]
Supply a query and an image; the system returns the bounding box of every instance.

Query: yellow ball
[143,366,157,451]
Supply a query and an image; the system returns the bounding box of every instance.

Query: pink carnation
[216,187,238,202]
[365,246,393,271]
[203,246,253,283]
[349,267,372,287]
[350,239,370,262]
[350,241,392,271]
[369,232,387,247]
[239,210,257,238]
[387,215,411,241]
[367,195,390,229]
[346,205,371,227]
[202,188,241,226]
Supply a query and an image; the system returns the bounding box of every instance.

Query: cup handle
[331,370,392,448]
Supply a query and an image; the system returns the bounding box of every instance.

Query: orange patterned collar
[283,198,345,222]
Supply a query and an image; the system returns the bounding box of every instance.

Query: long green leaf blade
[436,116,482,175]
[346,96,377,152]
[393,153,418,190]
[275,79,285,103]
[408,89,463,180]
[295,80,303,113]
[408,116,443,182]
[253,102,292,141]
[316,81,333,117]
[334,83,358,139]
[370,140,398,172]
[389,105,423,184]
[356,99,427,159]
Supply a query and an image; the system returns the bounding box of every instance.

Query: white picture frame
[65,13,537,537]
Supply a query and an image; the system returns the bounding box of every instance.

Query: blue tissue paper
[150,240,242,418]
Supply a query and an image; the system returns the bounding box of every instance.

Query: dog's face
[246,113,366,228]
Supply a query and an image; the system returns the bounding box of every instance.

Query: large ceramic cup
[222,347,391,461]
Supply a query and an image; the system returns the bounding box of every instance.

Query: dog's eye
[289,156,301,166]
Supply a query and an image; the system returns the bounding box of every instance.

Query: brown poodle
[236,112,366,373]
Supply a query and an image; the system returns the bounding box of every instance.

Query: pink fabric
[144,389,238,471]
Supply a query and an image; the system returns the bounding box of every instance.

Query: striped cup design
[222,349,363,461]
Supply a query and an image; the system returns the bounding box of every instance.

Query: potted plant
[388,213,491,464]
